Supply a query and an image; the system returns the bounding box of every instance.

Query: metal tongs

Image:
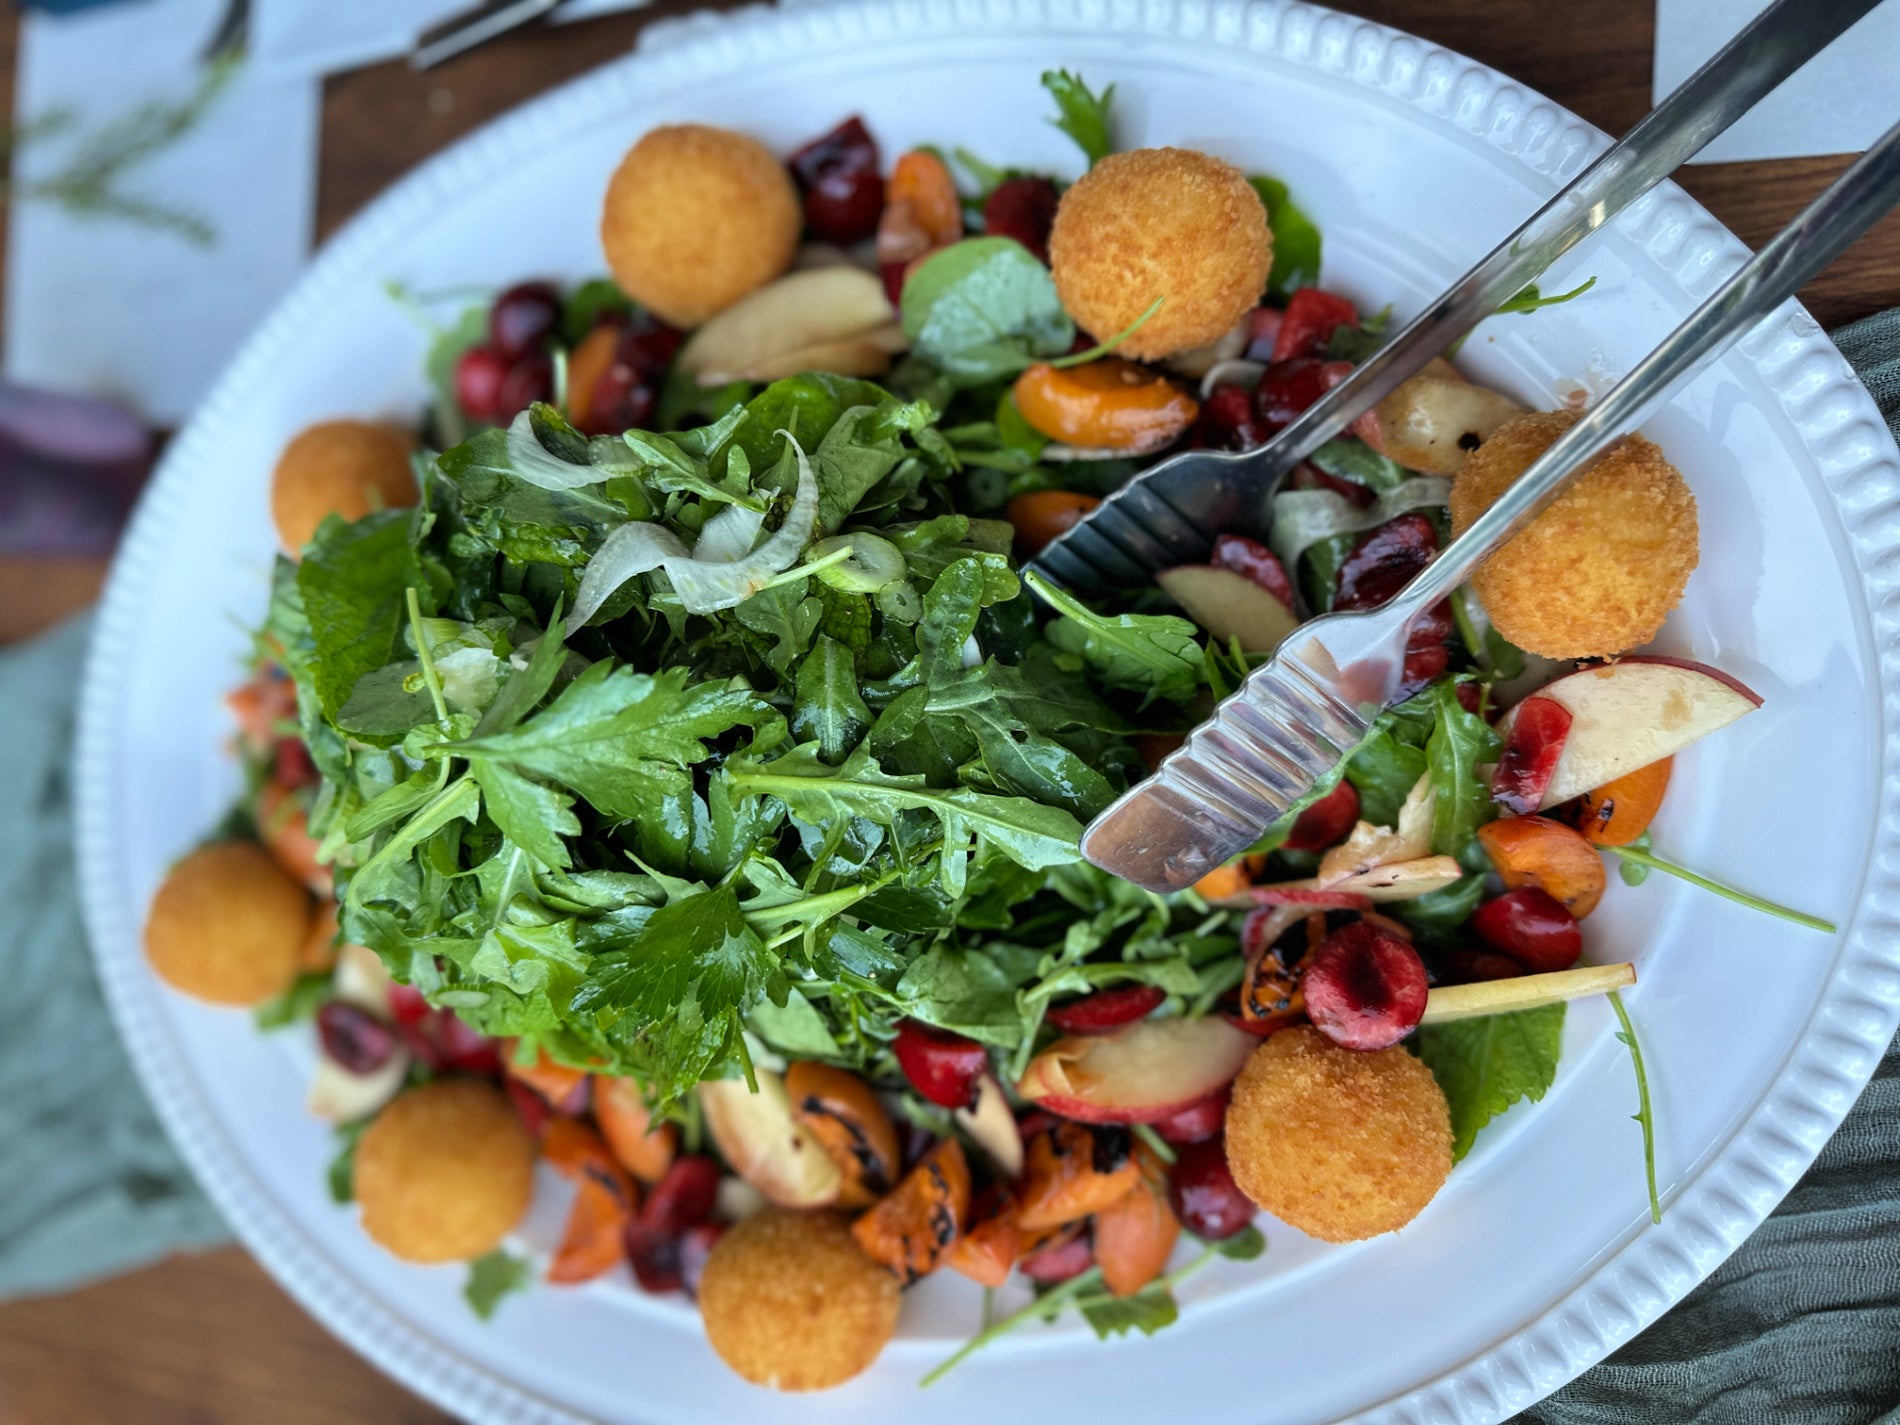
[1049,0,1900,894]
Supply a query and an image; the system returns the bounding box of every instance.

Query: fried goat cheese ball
[697,1208,902,1391]
[1450,408,1699,660]
[1049,147,1271,361]
[354,1080,536,1264]
[144,841,310,1006]
[600,124,802,329]
[270,419,418,557]
[1225,1026,1452,1243]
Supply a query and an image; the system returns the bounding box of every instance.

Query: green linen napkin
[1,314,1895,1421]
[0,613,228,1298]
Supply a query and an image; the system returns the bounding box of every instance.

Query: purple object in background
[0,382,153,556]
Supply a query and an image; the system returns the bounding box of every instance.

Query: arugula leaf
[326,1120,367,1204]
[901,239,1076,386]
[1344,724,1429,828]
[1423,677,1499,857]
[1249,176,1322,302]
[1080,1284,1179,1338]
[793,634,872,762]
[463,1249,533,1321]
[1415,1003,1564,1159]
[1027,570,1202,705]
[1041,69,1115,167]
[1496,276,1596,316]
[296,508,426,722]
[456,662,770,821]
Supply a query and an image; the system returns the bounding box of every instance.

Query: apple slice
[677,267,899,384]
[955,1073,1025,1180]
[332,941,395,1018]
[698,1070,843,1208]
[1356,374,1525,476]
[1494,657,1761,809]
[1016,1016,1254,1124]
[1157,564,1301,654]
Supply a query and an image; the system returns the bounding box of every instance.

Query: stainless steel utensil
[1028,0,1885,598]
[413,0,566,70]
[1079,112,1900,893]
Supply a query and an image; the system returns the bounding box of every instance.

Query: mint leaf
[296,508,425,722]
[456,662,769,820]
[1041,69,1115,167]
[1249,176,1322,301]
[1415,1003,1564,1159]
[464,1249,532,1321]
[901,238,1075,387]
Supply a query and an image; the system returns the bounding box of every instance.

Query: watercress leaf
[1415,1003,1564,1160]
[1041,69,1115,167]
[458,663,770,820]
[296,507,427,723]
[1424,677,1500,856]
[463,1249,532,1321]
[793,634,873,761]
[901,238,1075,387]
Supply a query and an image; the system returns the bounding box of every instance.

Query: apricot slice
[1006,489,1100,557]
[1013,359,1199,453]
[592,1075,678,1185]
[850,1137,970,1284]
[565,323,621,431]
[256,780,329,895]
[504,1041,589,1108]
[1093,1147,1180,1296]
[1476,814,1607,917]
[786,1061,901,1208]
[1573,757,1673,847]
[1015,1121,1140,1232]
[944,1185,1021,1288]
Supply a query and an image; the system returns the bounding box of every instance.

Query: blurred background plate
[72,1,1900,1422]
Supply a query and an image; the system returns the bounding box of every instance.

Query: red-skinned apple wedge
[1156,565,1300,654]
[1494,657,1760,808]
[1016,1017,1255,1124]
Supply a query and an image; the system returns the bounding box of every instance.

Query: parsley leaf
[1041,69,1115,167]
[1415,1003,1565,1159]
[463,1249,533,1321]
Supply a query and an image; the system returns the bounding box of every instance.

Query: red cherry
[625,1220,684,1294]
[387,983,430,1026]
[453,344,510,423]
[1470,886,1583,973]
[787,116,884,245]
[983,176,1060,262]
[1398,644,1452,698]
[1045,985,1166,1035]
[1334,513,1439,613]
[1167,1137,1254,1240]
[495,352,554,422]
[1302,921,1430,1051]
[315,1002,396,1075]
[1209,534,1296,609]
[1153,1086,1230,1145]
[892,1019,988,1109]
[505,1077,551,1138]
[1289,458,1376,509]
[1491,697,1574,817]
[640,1155,722,1235]
[1192,383,1272,451]
[1442,948,1526,983]
[1018,1230,1095,1283]
[434,1012,503,1077]
[1271,287,1360,363]
[1282,779,1361,852]
[1242,306,1285,363]
[273,739,317,789]
[488,280,561,361]
[1253,356,1352,432]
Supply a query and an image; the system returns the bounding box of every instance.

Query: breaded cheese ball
[1049,147,1271,360]
[144,841,310,1007]
[600,124,801,329]
[354,1080,535,1264]
[270,420,418,556]
[1450,409,1699,660]
[697,1208,901,1391]
[1225,1026,1451,1243]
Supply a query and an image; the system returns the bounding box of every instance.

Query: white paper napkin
[1654,0,1900,163]
[4,0,318,424]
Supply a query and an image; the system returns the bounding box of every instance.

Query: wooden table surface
[1,2,1896,1420]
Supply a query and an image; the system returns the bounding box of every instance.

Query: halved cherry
[1470,886,1583,973]
[893,1019,988,1109]
[1301,920,1430,1051]
[1334,512,1438,613]
[983,176,1060,262]
[1017,1223,1095,1283]
[640,1154,722,1235]
[1492,696,1573,816]
[1045,985,1166,1035]
[1254,356,1352,432]
[1282,780,1361,852]
[1271,288,1360,363]
[1152,1086,1230,1145]
[1192,382,1272,451]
